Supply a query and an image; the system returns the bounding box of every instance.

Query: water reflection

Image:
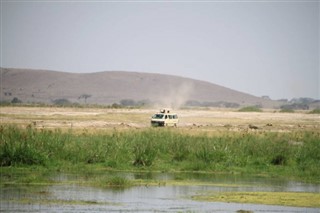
[1,172,319,212]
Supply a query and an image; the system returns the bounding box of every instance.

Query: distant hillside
[1,68,280,108]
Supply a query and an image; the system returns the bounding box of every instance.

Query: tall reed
[1,125,319,181]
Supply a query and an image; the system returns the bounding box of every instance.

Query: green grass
[192,191,320,208]
[1,125,319,182]
[92,175,133,188]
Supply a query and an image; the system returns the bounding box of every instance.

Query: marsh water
[1,172,320,213]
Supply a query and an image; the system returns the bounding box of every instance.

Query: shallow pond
[1,172,320,212]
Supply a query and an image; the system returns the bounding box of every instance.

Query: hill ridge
[1,68,278,108]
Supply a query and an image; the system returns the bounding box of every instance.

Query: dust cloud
[154,81,195,110]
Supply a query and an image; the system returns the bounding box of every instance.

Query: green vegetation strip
[1,125,320,183]
[6,198,120,206]
[192,191,320,208]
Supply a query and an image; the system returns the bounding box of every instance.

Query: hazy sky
[1,1,319,100]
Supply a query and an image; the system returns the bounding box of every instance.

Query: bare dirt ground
[0,106,319,133]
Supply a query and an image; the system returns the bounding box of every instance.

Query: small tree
[11,97,22,104]
[78,94,91,103]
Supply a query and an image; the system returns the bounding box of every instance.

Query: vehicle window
[152,114,164,119]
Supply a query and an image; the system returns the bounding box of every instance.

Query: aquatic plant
[193,191,320,208]
[0,125,319,182]
[0,125,48,166]
[102,175,132,188]
[132,132,158,167]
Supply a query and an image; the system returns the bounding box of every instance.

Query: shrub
[120,99,136,106]
[308,108,320,114]
[281,103,309,110]
[279,108,295,113]
[11,97,22,104]
[238,106,262,112]
[52,98,71,106]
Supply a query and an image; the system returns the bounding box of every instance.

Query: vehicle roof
[155,112,177,115]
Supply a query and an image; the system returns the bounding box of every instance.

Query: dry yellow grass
[0,106,319,134]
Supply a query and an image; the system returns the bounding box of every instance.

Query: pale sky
[1,0,319,100]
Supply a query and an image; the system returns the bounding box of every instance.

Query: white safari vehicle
[151,109,178,127]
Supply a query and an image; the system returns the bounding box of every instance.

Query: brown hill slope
[1,68,279,108]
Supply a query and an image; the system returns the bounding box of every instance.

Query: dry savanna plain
[1,106,319,134]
